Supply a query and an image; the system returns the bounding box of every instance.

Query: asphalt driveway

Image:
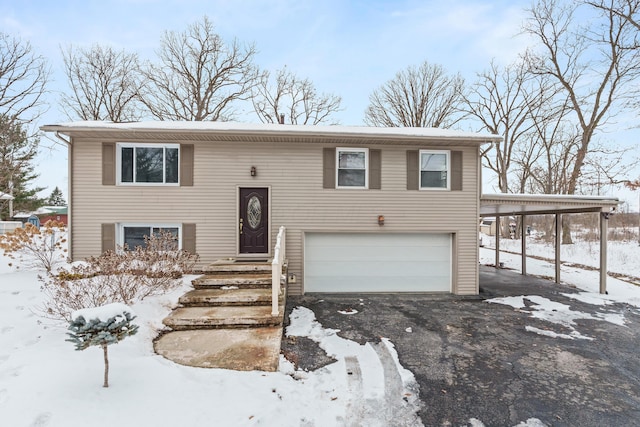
[281,266,640,427]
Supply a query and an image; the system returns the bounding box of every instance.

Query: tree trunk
[562,216,573,244]
[103,344,109,388]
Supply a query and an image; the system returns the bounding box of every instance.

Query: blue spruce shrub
[67,303,139,387]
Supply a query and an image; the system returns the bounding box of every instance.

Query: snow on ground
[481,237,640,342]
[0,251,424,427]
[483,234,640,280]
[3,234,640,426]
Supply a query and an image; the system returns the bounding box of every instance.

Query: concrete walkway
[154,259,286,371]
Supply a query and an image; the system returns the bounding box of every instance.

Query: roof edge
[40,121,503,143]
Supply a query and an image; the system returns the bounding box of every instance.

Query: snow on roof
[41,120,503,142]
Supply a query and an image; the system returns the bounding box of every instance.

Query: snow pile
[71,302,135,322]
[488,294,627,340]
[286,307,423,426]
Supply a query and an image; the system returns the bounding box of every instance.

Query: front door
[239,187,269,254]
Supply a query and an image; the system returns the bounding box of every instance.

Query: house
[41,121,505,296]
[38,206,69,225]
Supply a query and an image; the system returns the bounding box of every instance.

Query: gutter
[54,131,73,261]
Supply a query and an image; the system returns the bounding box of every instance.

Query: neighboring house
[12,206,69,226]
[479,217,497,236]
[38,206,69,225]
[41,122,502,296]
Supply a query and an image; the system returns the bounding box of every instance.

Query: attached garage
[304,232,452,293]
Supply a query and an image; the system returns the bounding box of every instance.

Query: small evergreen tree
[0,115,44,219]
[66,303,138,388]
[46,186,66,206]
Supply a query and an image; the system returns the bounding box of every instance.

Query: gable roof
[41,121,503,146]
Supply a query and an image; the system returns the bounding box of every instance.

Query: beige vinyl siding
[71,138,480,295]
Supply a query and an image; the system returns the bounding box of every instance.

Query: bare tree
[586,0,640,33]
[252,67,342,125]
[364,61,466,128]
[524,0,640,196]
[524,102,581,196]
[464,59,558,193]
[60,44,144,122]
[139,16,260,121]
[0,32,49,123]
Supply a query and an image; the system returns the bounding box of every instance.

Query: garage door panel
[306,245,449,263]
[306,260,449,277]
[304,233,451,293]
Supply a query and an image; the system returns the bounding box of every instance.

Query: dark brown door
[239,188,269,254]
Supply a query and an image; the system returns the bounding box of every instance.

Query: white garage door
[304,233,451,293]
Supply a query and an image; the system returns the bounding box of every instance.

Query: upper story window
[118,143,179,185]
[420,150,449,190]
[336,148,368,189]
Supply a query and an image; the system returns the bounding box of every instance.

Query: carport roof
[480,193,619,217]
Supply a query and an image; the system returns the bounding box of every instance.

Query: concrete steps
[156,258,287,370]
[179,287,275,306]
[163,305,284,330]
[192,272,272,289]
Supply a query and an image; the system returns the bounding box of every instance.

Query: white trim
[117,223,182,250]
[336,147,369,189]
[419,149,450,190]
[116,142,180,186]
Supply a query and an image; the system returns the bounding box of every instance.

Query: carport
[480,194,619,294]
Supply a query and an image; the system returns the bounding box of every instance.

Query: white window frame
[116,143,180,186]
[336,147,369,189]
[117,223,182,251]
[419,150,450,190]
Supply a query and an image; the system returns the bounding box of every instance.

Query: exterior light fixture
[251,166,256,177]
[378,215,385,226]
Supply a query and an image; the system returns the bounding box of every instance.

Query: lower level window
[120,224,181,250]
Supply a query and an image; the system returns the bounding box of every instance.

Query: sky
[2,0,639,209]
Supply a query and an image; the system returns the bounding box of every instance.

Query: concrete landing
[154,327,282,371]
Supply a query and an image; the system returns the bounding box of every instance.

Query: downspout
[54,131,73,260]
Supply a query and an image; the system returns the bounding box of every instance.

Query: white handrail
[271,226,286,316]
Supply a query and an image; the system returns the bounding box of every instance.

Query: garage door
[304,233,451,293]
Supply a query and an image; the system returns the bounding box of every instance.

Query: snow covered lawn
[482,234,640,281]
[2,236,640,426]
[0,259,422,427]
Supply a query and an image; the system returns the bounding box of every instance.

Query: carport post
[521,215,527,276]
[555,214,561,283]
[495,215,500,268]
[600,211,609,294]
